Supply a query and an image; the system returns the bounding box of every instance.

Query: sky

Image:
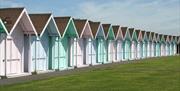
[0,0,180,36]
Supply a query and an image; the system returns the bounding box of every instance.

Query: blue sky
[0,0,180,36]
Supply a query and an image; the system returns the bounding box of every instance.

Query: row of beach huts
[0,8,180,78]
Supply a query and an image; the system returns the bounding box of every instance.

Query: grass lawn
[0,56,180,91]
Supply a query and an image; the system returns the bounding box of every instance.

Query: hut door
[86,39,93,65]
[124,41,128,60]
[131,41,135,59]
[97,38,103,63]
[53,37,59,69]
[147,42,150,57]
[137,42,140,58]
[108,40,113,62]
[0,34,5,75]
[86,39,96,65]
[70,38,83,67]
[76,39,83,67]
[113,41,116,61]
[59,38,67,69]
[70,38,74,67]
[174,44,176,55]
[31,36,36,72]
[6,37,21,74]
[117,40,122,61]
[143,43,146,58]
[151,43,154,57]
[35,39,47,71]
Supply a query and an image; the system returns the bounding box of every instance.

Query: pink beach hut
[112,25,123,62]
[73,19,94,67]
[0,8,37,77]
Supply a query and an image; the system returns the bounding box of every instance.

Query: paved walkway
[0,59,148,85]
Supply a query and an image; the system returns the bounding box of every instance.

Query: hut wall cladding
[0,7,179,78]
[0,19,7,76]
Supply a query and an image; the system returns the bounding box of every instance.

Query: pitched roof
[159,34,163,40]
[54,17,71,36]
[88,21,100,37]
[29,14,51,34]
[112,25,119,37]
[128,28,134,38]
[121,27,128,38]
[164,35,168,41]
[173,36,176,41]
[146,31,150,39]
[0,7,24,33]
[102,24,111,37]
[155,33,158,39]
[151,32,155,39]
[155,33,159,41]
[73,19,87,36]
[141,31,145,38]
[135,29,141,40]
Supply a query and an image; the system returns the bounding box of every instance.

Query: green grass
[0,56,180,91]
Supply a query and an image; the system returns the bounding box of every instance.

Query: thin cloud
[76,0,180,36]
[0,0,24,8]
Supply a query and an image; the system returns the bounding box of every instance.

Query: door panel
[117,40,122,61]
[0,34,5,75]
[59,38,67,69]
[6,38,21,74]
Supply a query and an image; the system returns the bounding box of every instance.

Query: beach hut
[150,32,156,57]
[29,14,60,73]
[146,32,151,57]
[102,24,116,63]
[177,36,180,55]
[155,33,161,57]
[172,36,177,55]
[159,34,166,56]
[164,35,170,56]
[88,21,103,65]
[54,17,79,69]
[141,31,148,58]
[89,22,106,64]
[173,36,177,55]
[112,25,123,61]
[0,19,8,77]
[121,27,131,60]
[73,19,94,67]
[169,36,173,55]
[0,8,37,77]
[129,28,138,60]
[169,36,177,55]
[136,30,143,59]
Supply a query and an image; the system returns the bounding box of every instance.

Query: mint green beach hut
[151,32,156,57]
[164,35,170,56]
[88,21,104,65]
[121,27,131,61]
[54,17,79,69]
[159,34,166,56]
[128,28,138,60]
[29,14,61,73]
[96,23,106,64]
[155,33,161,57]
[141,31,148,58]
[102,24,116,63]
